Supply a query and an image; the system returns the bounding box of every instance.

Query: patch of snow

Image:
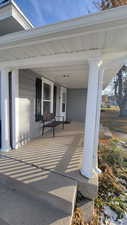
[119,179,126,185]
[104,206,117,221]
[118,213,127,225]
[101,207,127,225]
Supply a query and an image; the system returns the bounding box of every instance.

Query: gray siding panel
[67,88,87,121]
[19,69,41,145]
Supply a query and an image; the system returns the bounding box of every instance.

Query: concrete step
[0,166,77,215]
[0,181,73,225]
[77,197,94,223]
[0,156,77,225]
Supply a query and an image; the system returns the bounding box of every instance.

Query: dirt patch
[72,208,98,225]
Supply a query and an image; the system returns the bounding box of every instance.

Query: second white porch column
[11,69,19,149]
[93,66,104,172]
[0,69,10,152]
[80,58,103,178]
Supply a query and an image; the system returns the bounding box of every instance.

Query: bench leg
[42,126,45,136]
[53,127,55,137]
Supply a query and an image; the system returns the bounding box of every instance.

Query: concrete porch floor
[1,122,84,181]
[0,122,97,225]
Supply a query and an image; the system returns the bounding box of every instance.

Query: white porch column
[93,66,104,172]
[11,69,19,149]
[0,69,10,152]
[80,57,103,178]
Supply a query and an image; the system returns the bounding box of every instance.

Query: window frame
[41,78,54,115]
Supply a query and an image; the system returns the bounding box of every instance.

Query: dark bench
[41,113,64,137]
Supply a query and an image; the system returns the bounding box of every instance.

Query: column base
[80,168,96,179]
[0,147,11,153]
[95,167,102,174]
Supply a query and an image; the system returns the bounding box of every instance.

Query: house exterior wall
[67,88,87,121]
[18,69,42,145]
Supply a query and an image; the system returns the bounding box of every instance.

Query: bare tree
[114,66,127,116]
[95,0,127,10]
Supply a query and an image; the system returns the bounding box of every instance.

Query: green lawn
[101,110,127,134]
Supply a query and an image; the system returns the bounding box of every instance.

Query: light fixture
[63,74,70,78]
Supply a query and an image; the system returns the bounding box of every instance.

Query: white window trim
[60,87,67,120]
[41,78,54,115]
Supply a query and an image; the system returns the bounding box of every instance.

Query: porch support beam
[11,69,19,149]
[81,57,104,178]
[0,69,10,152]
[0,51,101,70]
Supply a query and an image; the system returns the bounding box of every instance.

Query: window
[44,83,51,100]
[35,78,42,121]
[43,102,50,114]
[43,82,52,114]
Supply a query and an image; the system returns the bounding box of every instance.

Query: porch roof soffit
[0,6,126,89]
[0,5,126,66]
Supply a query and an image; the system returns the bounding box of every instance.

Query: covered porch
[0,122,84,182]
[0,5,127,225]
[0,5,127,181]
[0,121,97,214]
[0,58,104,179]
[2,122,84,177]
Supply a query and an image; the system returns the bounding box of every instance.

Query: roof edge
[11,0,34,28]
[0,0,33,28]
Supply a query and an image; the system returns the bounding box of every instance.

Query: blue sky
[14,0,99,27]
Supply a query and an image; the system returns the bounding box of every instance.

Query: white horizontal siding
[18,69,42,145]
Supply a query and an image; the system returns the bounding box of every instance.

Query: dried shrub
[99,164,124,198]
[72,208,84,225]
[72,208,99,225]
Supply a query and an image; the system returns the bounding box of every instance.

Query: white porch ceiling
[32,63,120,89]
[32,63,89,89]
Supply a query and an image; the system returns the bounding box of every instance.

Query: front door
[60,87,67,121]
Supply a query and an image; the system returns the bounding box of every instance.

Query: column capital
[87,55,103,67]
[0,68,11,73]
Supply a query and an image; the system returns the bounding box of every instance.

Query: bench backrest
[42,113,55,123]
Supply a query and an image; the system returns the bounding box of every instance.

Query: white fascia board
[0,0,33,30]
[11,0,33,29]
[0,5,127,48]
